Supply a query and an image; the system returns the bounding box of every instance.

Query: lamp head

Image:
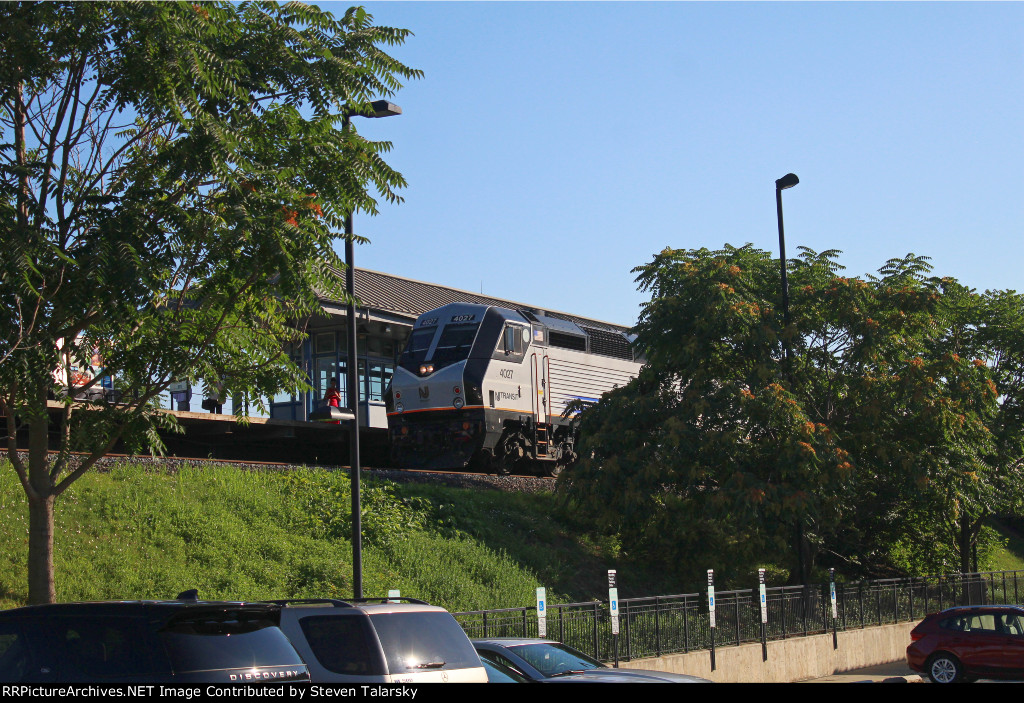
[776,173,799,190]
[369,100,402,118]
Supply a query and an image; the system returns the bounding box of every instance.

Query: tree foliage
[560,244,1023,585]
[0,1,420,603]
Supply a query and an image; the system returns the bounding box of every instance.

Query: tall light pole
[343,100,401,599]
[775,173,799,382]
[774,172,807,586]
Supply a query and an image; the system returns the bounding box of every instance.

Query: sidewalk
[802,660,923,683]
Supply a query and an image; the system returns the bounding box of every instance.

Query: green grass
[988,519,1024,572]
[0,462,610,611]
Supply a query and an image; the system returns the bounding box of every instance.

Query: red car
[906,605,1024,683]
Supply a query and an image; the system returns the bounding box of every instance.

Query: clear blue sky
[323,1,1024,327]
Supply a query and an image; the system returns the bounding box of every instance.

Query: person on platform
[324,379,342,425]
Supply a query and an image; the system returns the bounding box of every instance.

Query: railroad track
[10,450,556,491]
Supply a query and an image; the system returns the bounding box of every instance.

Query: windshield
[369,612,481,672]
[429,323,480,370]
[510,642,605,676]
[399,326,436,373]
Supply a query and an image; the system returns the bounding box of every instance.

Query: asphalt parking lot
[803,661,923,683]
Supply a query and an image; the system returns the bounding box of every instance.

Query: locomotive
[386,302,642,476]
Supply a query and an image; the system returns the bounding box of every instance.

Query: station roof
[319,267,632,334]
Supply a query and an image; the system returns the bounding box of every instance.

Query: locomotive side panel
[546,352,639,421]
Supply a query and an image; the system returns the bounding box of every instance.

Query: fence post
[780,590,787,639]
[559,604,564,644]
[482,610,488,638]
[858,581,863,629]
[655,596,661,657]
[592,601,600,660]
[840,581,847,631]
[913,577,921,622]
[683,595,690,653]
[802,585,809,637]
[624,599,631,662]
[522,608,528,637]
[893,581,898,623]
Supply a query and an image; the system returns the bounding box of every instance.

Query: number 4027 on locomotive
[385,302,642,477]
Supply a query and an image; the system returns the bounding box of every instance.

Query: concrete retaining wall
[619,621,917,683]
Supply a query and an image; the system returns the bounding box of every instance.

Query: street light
[343,99,402,599]
[775,172,807,586]
[775,173,799,381]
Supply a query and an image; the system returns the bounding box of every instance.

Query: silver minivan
[271,598,487,683]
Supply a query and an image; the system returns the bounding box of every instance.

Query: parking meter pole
[708,570,716,671]
[608,570,619,668]
[758,568,768,662]
[830,568,838,650]
[537,587,547,639]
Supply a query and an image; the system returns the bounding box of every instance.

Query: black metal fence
[453,570,1024,663]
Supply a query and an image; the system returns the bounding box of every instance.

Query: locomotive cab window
[399,326,436,373]
[430,322,480,370]
[493,323,529,362]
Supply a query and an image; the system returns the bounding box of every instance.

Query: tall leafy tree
[0,1,421,603]
[560,245,1003,584]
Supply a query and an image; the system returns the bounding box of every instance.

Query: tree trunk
[27,407,55,604]
[959,511,972,575]
[27,492,55,604]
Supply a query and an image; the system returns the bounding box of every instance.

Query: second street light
[343,99,401,600]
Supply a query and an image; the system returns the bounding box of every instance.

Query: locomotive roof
[318,266,633,334]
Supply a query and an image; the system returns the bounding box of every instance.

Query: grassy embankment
[1,461,1022,611]
[0,461,627,611]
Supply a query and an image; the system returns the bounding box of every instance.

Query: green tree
[0,1,420,603]
[560,245,1001,584]
[909,282,1024,573]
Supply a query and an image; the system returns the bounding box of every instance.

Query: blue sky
[324,1,1024,327]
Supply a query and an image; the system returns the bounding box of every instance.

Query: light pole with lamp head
[775,172,799,381]
[774,171,808,586]
[343,99,401,599]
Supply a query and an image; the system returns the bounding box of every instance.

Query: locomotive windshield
[399,326,436,372]
[430,322,480,369]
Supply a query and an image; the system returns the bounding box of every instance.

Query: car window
[939,616,969,631]
[481,657,530,683]
[50,617,168,679]
[160,612,304,672]
[509,642,604,676]
[368,612,481,672]
[477,649,526,675]
[297,615,385,676]
[999,613,1024,636]
[965,614,999,633]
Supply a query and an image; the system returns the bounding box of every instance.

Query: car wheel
[926,653,963,684]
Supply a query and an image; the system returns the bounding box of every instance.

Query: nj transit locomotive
[386,303,642,476]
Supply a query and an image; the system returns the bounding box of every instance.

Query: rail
[453,569,1024,663]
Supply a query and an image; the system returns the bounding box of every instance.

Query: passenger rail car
[386,303,642,476]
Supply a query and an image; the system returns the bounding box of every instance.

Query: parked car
[906,604,1024,683]
[270,598,488,683]
[0,597,309,683]
[472,637,711,682]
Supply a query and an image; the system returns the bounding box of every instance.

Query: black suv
[0,599,309,683]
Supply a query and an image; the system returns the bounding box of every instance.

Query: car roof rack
[267,597,430,608]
